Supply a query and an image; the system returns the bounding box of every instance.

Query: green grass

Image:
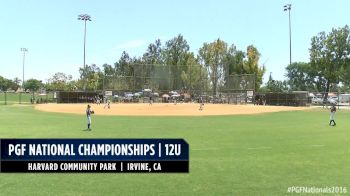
[0,92,54,105]
[0,105,349,195]
[0,92,32,104]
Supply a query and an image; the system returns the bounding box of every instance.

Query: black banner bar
[1,161,189,173]
[1,139,189,161]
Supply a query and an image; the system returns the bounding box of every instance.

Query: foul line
[307,144,325,148]
[192,146,273,151]
[192,147,220,151]
[192,145,324,151]
[247,147,272,150]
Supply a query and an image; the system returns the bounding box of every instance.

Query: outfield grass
[0,92,31,104]
[0,105,349,195]
[0,92,54,105]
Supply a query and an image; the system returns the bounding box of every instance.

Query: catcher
[86,105,94,130]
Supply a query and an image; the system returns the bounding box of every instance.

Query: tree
[24,79,43,92]
[180,52,209,92]
[264,73,288,92]
[0,76,18,91]
[12,77,21,91]
[285,62,319,91]
[131,57,145,90]
[143,39,163,65]
[113,51,135,90]
[243,45,266,91]
[163,34,190,90]
[309,25,350,100]
[115,51,132,76]
[0,76,9,91]
[342,61,350,86]
[198,39,228,95]
[79,64,102,90]
[225,44,245,75]
[101,63,114,90]
[142,39,163,88]
[102,63,114,76]
[47,72,73,91]
[224,44,266,91]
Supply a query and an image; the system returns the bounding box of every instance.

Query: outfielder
[86,104,94,130]
[329,105,336,126]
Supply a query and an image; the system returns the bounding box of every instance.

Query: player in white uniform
[199,96,204,111]
[96,96,101,105]
[86,105,94,130]
[104,97,110,109]
[329,105,336,126]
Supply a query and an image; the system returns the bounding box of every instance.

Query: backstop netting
[51,64,255,104]
[103,64,205,92]
[102,63,255,104]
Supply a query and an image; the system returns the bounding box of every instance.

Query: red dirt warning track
[35,103,308,116]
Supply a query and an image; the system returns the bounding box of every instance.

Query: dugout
[56,91,102,103]
[254,94,266,105]
[264,91,309,106]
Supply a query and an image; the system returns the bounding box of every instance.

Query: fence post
[337,91,340,109]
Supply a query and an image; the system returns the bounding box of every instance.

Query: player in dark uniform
[149,95,153,106]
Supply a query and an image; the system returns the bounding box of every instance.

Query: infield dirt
[35,103,308,116]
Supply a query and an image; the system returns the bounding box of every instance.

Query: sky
[0,0,349,84]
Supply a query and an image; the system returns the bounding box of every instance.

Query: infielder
[104,98,110,109]
[199,96,204,111]
[86,105,94,130]
[96,96,101,105]
[149,95,153,106]
[329,105,336,126]
[107,99,111,109]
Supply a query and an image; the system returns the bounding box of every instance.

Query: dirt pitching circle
[35,103,308,116]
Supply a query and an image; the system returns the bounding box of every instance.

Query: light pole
[20,48,28,90]
[78,14,91,91]
[284,4,292,66]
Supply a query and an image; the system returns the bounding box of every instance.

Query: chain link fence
[101,63,256,105]
[0,92,56,105]
[309,92,350,108]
